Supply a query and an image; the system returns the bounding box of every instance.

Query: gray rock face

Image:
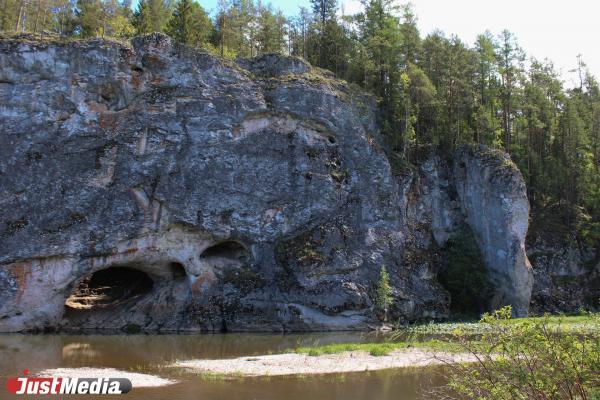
[399,147,533,317]
[529,235,599,313]
[0,34,533,332]
[452,147,533,316]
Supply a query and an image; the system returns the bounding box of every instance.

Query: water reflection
[0,333,448,400]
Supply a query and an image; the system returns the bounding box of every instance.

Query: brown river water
[0,333,450,400]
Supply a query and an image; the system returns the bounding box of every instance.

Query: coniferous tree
[375,266,393,321]
[75,0,104,37]
[359,0,405,151]
[256,4,286,54]
[309,0,342,71]
[310,0,337,24]
[497,30,525,153]
[132,0,171,34]
[166,0,211,46]
[474,32,500,145]
[399,3,421,65]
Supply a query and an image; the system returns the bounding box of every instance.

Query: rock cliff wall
[528,233,599,314]
[400,147,533,316]
[0,34,533,332]
[452,147,533,316]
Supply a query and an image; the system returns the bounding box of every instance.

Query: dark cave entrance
[64,267,154,311]
[200,241,250,263]
[199,241,251,333]
[168,262,187,279]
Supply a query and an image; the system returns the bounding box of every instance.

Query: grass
[197,371,246,381]
[198,371,227,381]
[292,339,463,357]
[290,313,599,357]
[407,313,600,335]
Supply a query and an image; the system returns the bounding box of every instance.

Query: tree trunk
[15,0,25,32]
[39,4,46,39]
[33,0,42,34]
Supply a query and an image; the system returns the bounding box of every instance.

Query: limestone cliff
[528,219,599,314]
[0,34,533,332]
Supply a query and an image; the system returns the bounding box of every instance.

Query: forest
[2,0,600,243]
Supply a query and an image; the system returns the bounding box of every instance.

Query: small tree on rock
[375,266,393,321]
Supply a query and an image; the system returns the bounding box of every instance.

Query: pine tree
[497,30,525,153]
[399,3,421,65]
[310,0,337,24]
[166,0,211,47]
[256,4,286,54]
[309,0,343,70]
[76,0,104,37]
[375,266,393,321]
[132,0,171,34]
[474,32,500,145]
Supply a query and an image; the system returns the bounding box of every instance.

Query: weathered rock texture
[400,147,533,316]
[452,147,533,316]
[0,34,532,332]
[528,232,599,314]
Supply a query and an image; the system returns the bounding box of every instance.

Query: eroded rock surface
[528,232,599,314]
[0,34,533,332]
[452,147,533,316]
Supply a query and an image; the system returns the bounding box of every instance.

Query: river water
[0,333,449,400]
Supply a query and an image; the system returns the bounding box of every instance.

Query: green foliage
[292,313,600,359]
[132,0,171,35]
[292,339,461,357]
[197,371,229,381]
[310,0,337,24]
[74,0,134,38]
[578,211,600,248]
[255,4,286,54]
[375,266,393,321]
[407,313,600,335]
[166,0,212,46]
[75,0,103,37]
[121,323,141,333]
[439,226,493,317]
[444,307,600,400]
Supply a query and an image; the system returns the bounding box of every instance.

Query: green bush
[439,225,493,317]
[375,266,393,321]
[444,306,600,400]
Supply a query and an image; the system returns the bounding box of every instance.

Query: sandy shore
[172,349,476,377]
[38,368,177,387]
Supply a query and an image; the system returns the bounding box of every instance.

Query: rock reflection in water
[0,333,449,400]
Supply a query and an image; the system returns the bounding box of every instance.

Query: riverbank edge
[170,348,476,377]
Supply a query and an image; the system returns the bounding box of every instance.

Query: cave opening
[201,241,250,264]
[168,262,187,279]
[64,267,154,311]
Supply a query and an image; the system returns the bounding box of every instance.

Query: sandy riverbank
[38,368,178,387]
[172,349,476,377]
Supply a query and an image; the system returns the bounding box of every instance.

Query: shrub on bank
[442,306,600,400]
